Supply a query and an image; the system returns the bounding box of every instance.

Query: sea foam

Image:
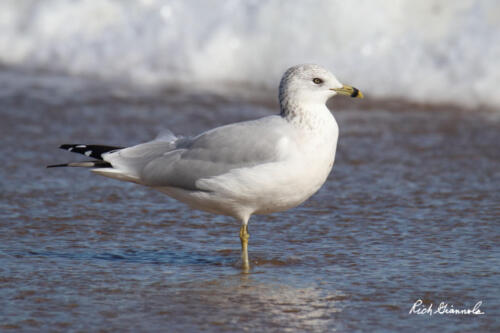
[0,0,499,108]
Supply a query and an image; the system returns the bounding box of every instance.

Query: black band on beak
[350,88,359,98]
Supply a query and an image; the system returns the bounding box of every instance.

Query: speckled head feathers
[279,64,342,115]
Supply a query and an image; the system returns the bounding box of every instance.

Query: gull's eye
[312,78,323,85]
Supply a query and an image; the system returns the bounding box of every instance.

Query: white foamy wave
[0,0,499,108]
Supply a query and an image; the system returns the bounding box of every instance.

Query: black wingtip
[47,163,69,168]
[58,144,123,160]
[47,160,112,168]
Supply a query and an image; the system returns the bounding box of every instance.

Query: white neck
[281,99,336,132]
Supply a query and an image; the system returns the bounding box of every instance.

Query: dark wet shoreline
[0,70,499,332]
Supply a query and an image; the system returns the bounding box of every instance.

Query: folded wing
[102,116,294,191]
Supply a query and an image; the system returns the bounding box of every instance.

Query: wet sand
[0,69,499,332]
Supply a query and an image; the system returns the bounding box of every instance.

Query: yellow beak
[331,85,364,98]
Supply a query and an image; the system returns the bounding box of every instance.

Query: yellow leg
[239,224,250,270]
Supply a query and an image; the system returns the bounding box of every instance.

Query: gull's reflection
[186,273,345,332]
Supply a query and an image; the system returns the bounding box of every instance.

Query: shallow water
[0,70,499,332]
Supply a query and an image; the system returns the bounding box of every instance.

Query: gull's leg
[239,223,250,270]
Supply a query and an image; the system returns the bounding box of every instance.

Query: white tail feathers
[91,168,141,184]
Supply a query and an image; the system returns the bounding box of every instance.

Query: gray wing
[104,116,293,190]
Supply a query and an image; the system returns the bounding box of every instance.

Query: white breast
[159,106,339,220]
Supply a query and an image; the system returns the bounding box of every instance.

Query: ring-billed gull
[48,64,363,269]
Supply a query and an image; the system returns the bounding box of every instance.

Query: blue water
[0,70,499,332]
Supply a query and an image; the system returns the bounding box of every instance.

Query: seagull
[48,64,363,270]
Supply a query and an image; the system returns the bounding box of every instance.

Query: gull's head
[279,64,363,108]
